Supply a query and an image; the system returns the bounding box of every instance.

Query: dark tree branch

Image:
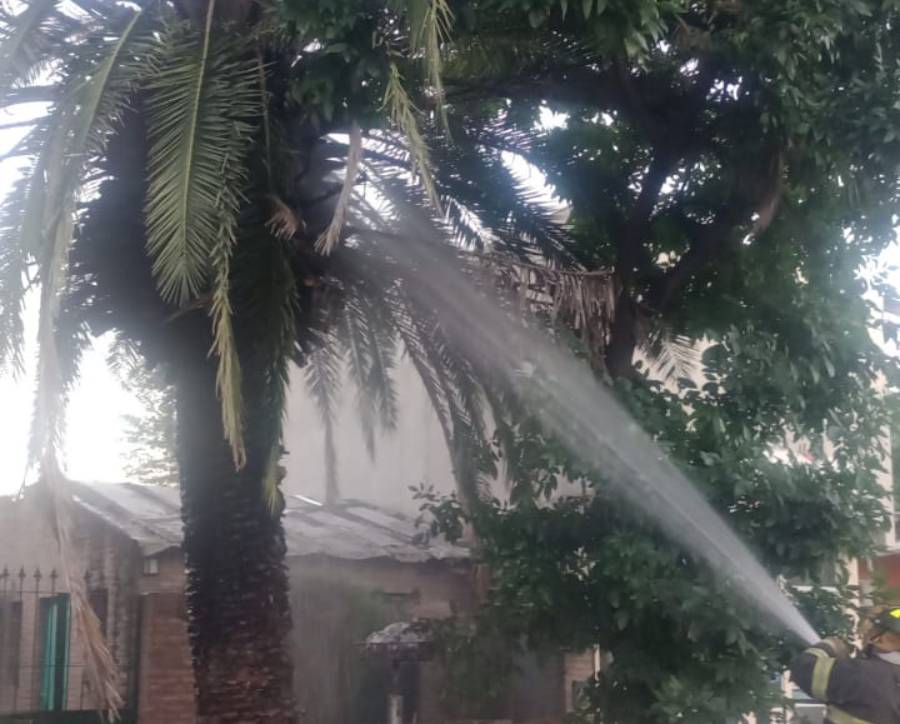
[646,145,784,314]
[617,151,677,283]
[605,149,679,379]
[446,64,624,110]
[648,211,743,313]
[613,56,667,143]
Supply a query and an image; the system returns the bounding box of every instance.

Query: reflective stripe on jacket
[789,640,900,724]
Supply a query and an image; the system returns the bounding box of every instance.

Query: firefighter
[789,607,900,723]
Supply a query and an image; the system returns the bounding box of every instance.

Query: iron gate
[0,567,135,724]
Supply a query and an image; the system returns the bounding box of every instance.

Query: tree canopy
[410,0,900,721]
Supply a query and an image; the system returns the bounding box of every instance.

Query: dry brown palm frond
[43,460,123,719]
[485,253,702,380]
[315,123,363,255]
[478,253,616,368]
[267,194,303,240]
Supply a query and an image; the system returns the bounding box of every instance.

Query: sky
[1,107,899,496]
[0,103,144,494]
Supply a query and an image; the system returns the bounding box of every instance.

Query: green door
[39,594,70,711]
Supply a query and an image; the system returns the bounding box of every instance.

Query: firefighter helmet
[871,607,900,637]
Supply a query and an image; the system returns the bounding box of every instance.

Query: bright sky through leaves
[0,103,140,494]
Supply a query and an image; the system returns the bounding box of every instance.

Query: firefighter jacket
[790,639,900,724]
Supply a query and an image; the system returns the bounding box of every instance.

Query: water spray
[354,201,820,645]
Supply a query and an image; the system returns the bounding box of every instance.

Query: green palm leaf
[383,63,441,212]
[144,1,263,466]
[0,176,34,374]
[28,9,151,467]
[340,297,379,457]
[407,0,453,131]
[304,335,343,504]
[364,319,399,430]
[0,0,60,89]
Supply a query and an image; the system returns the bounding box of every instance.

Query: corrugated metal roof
[70,481,469,563]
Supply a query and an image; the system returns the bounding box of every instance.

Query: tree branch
[446,64,623,110]
[648,208,746,313]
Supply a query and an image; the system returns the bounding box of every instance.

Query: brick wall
[861,553,900,592]
[137,591,195,724]
[0,493,143,714]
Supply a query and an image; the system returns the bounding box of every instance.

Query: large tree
[411,0,900,721]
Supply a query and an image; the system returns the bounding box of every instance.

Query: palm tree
[0,0,579,719]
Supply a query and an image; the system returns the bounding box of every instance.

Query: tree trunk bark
[173,328,296,723]
[605,298,637,380]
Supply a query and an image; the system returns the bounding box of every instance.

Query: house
[0,481,595,724]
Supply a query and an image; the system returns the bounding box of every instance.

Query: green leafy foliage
[404,3,900,719]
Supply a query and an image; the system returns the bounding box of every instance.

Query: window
[789,560,840,589]
[0,601,23,691]
[39,595,70,711]
[570,680,588,709]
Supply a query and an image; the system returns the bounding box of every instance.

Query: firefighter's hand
[820,637,850,658]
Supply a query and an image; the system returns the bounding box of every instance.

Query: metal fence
[0,567,134,724]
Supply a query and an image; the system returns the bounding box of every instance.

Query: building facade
[0,481,593,724]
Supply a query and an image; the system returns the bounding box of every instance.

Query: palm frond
[28,119,75,470]
[210,239,245,467]
[339,297,378,457]
[382,63,441,212]
[144,4,262,466]
[407,0,453,131]
[29,7,151,467]
[0,0,61,89]
[37,9,151,273]
[381,277,485,506]
[407,309,485,506]
[43,463,123,715]
[3,13,143,699]
[315,122,363,256]
[364,319,399,430]
[255,48,273,181]
[304,336,341,503]
[426,124,572,260]
[303,334,343,504]
[639,321,702,383]
[266,194,302,240]
[144,8,258,305]
[0,176,33,373]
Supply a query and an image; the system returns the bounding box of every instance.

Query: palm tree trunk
[173,331,295,723]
